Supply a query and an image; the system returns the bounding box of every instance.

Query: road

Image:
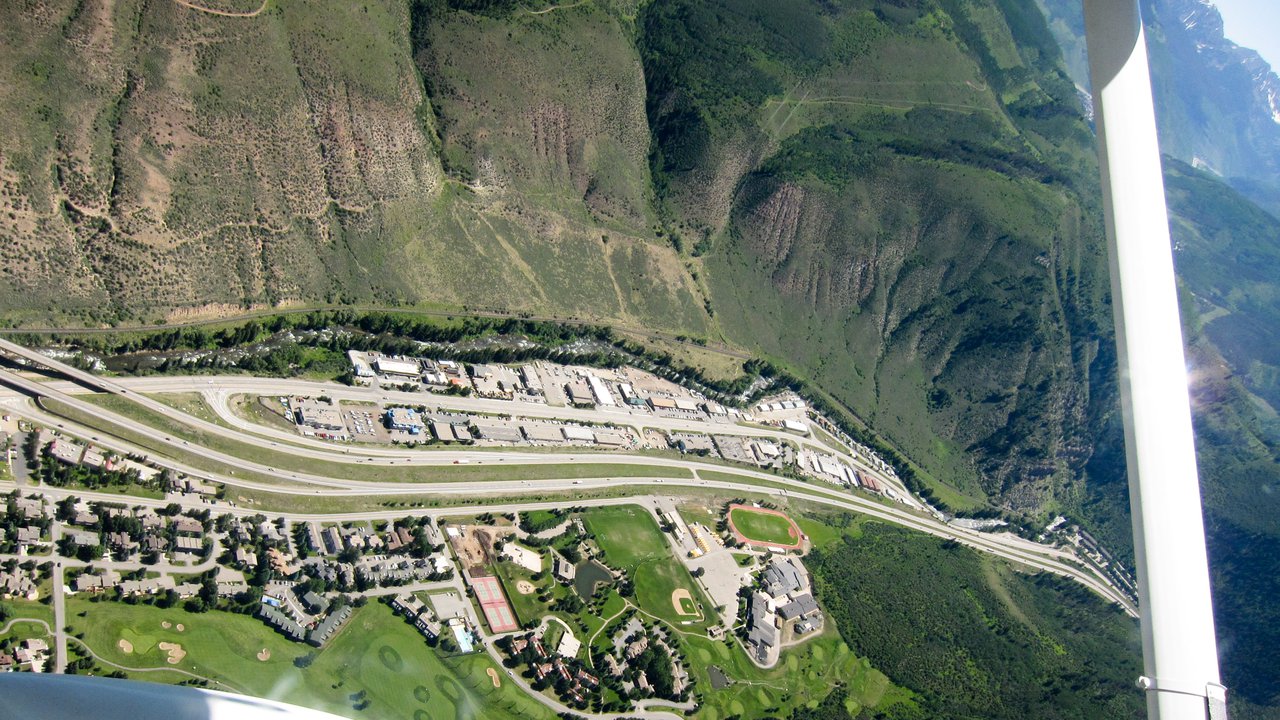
[3,372,885,489]
[0,334,909,498]
[52,557,67,674]
[0,340,1135,613]
[0,395,1134,613]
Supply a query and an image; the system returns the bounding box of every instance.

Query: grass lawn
[4,596,56,628]
[0,615,54,653]
[521,509,560,530]
[582,505,714,629]
[728,506,799,546]
[796,515,849,549]
[682,622,907,720]
[492,560,554,628]
[65,598,553,720]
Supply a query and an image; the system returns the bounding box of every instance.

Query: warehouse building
[374,357,421,379]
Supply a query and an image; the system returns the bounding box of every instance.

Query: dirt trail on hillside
[173,0,268,18]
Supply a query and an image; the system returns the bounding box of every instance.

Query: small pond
[572,559,613,598]
[707,665,731,689]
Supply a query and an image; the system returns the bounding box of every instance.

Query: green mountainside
[1164,159,1280,715]
[1,0,1277,715]
[0,0,1117,516]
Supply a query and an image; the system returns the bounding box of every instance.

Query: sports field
[727,505,802,548]
[66,598,554,720]
[582,505,714,627]
[582,505,670,567]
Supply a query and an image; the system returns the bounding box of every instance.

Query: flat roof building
[431,421,456,442]
[374,357,421,378]
[553,555,577,582]
[561,426,595,443]
[348,351,375,377]
[521,366,544,394]
[782,419,809,434]
[476,425,523,443]
[585,373,616,407]
[522,424,563,443]
[618,383,643,406]
[674,398,700,412]
[594,430,627,447]
[648,396,677,411]
[294,399,345,431]
[387,407,426,434]
[566,380,594,408]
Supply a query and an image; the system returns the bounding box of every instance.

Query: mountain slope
[8,0,1277,712]
[0,0,712,336]
[1037,0,1280,217]
[1164,159,1280,713]
[641,0,1114,514]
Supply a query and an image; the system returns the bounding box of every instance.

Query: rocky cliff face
[1173,0,1280,124]
[1039,0,1280,213]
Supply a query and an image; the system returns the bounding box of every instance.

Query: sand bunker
[516,580,536,595]
[161,621,172,629]
[257,648,271,661]
[158,642,187,665]
[486,667,501,688]
[672,588,697,617]
[176,624,185,632]
[117,639,134,654]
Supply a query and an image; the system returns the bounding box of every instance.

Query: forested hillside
[809,521,1143,720]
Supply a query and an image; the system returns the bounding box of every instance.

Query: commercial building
[521,365,544,394]
[476,424,523,443]
[348,351,374,378]
[673,433,715,454]
[374,357,421,379]
[522,424,563,443]
[752,441,781,462]
[566,380,594,408]
[594,430,627,447]
[782,419,809,434]
[293,399,345,432]
[648,396,677,411]
[47,438,84,466]
[618,383,643,406]
[585,373,616,407]
[673,398,700,413]
[386,407,426,434]
[561,425,595,443]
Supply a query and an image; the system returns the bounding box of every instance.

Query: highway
[0,340,1136,614]
[0,387,1135,615]
[0,335,914,498]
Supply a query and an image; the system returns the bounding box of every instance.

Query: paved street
[0,339,1136,616]
[51,558,66,674]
